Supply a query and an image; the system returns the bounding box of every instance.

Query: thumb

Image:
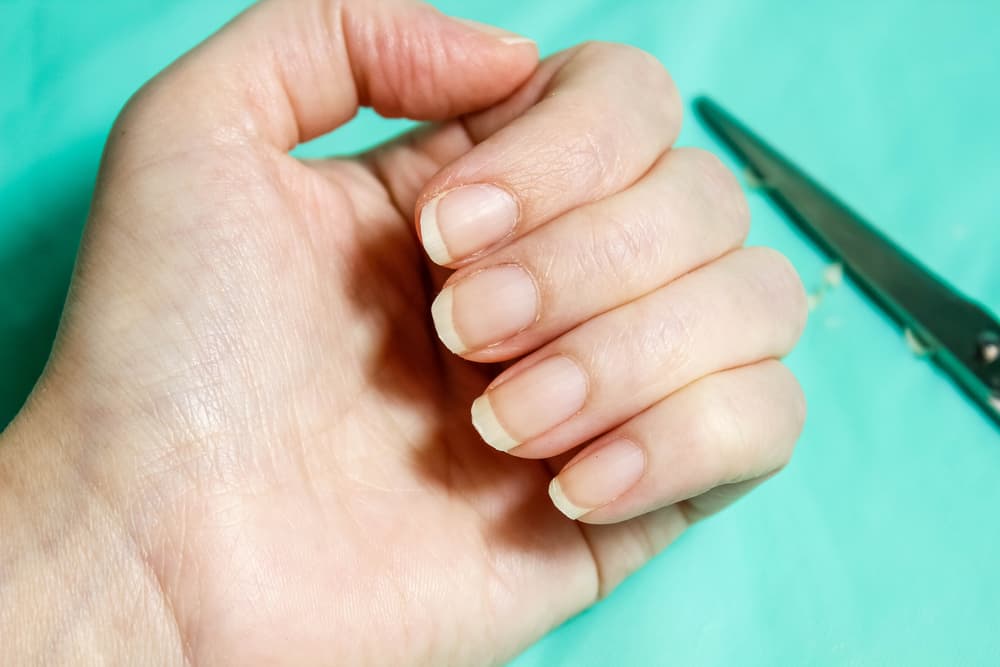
[123,0,538,149]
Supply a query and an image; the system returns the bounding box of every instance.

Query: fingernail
[431,265,538,354]
[452,18,536,46]
[549,439,646,519]
[471,355,587,451]
[419,185,519,265]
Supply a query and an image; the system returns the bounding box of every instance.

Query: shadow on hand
[342,210,576,551]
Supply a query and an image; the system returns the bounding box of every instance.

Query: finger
[545,359,805,523]
[470,247,808,456]
[113,0,538,152]
[356,49,578,224]
[415,42,682,267]
[430,147,749,359]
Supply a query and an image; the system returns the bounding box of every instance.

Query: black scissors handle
[695,97,1000,428]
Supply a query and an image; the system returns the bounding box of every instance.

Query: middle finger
[431,147,749,360]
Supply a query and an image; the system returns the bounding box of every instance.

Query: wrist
[0,405,183,663]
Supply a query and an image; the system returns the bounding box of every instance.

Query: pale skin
[0,0,807,664]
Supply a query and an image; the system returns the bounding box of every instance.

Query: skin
[0,0,807,664]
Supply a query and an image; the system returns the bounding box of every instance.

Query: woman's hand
[0,0,806,664]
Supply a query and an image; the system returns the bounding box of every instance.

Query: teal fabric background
[2,1,998,664]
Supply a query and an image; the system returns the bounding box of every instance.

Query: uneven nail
[419,185,519,264]
[549,438,646,519]
[452,18,537,45]
[471,355,587,451]
[431,265,537,354]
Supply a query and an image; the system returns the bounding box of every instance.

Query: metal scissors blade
[694,96,1000,429]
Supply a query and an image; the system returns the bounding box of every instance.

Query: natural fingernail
[419,185,519,264]
[431,265,538,354]
[471,355,587,452]
[452,18,537,46]
[549,439,646,519]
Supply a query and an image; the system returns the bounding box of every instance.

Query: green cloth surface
[2,1,998,664]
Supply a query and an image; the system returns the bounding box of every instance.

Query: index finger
[416,41,682,267]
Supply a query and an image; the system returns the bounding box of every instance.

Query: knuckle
[782,367,808,439]
[613,43,670,78]
[775,425,800,469]
[625,46,680,126]
[582,207,663,285]
[680,363,806,484]
[578,40,644,64]
[688,396,741,451]
[683,381,749,480]
[577,41,680,122]
[743,247,809,336]
[605,43,673,88]
[764,362,807,467]
[678,147,751,244]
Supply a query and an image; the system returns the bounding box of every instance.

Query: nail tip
[499,37,537,46]
[548,478,588,520]
[471,395,519,452]
[453,17,534,46]
[419,199,453,266]
[431,288,466,355]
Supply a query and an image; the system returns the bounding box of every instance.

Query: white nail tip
[431,288,466,355]
[499,37,536,46]
[419,197,453,265]
[548,477,589,520]
[471,395,519,452]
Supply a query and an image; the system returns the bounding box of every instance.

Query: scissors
[694,97,1000,430]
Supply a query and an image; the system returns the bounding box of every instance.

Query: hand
[0,0,807,664]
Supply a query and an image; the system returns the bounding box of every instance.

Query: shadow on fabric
[0,141,97,429]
